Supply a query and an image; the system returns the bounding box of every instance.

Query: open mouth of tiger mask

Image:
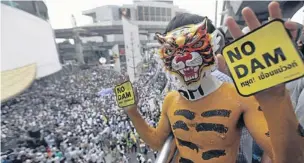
[156,19,217,86]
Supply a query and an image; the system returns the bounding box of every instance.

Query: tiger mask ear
[194,18,208,35]
[155,32,166,45]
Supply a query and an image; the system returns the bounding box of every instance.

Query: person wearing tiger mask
[123,2,304,162]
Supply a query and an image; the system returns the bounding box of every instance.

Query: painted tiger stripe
[177,138,199,153]
[196,123,228,134]
[201,109,231,118]
[179,157,194,163]
[173,121,189,131]
[265,131,270,137]
[174,109,195,120]
[202,149,226,160]
[298,124,304,137]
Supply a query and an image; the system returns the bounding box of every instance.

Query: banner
[222,19,304,96]
[97,88,113,96]
[122,15,142,82]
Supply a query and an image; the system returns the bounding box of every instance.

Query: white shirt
[101,126,111,136]
[90,153,98,162]
[287,77,304,126]
[140,156,146,162]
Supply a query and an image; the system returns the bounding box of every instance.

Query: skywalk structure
[55,0,187,79]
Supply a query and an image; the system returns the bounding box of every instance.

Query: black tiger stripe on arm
[177,138,199,153]
[196,123,228,134]
[202,149,226,160]
[298,124,304,137]
[201,109,232,118]
[174,109,195,120]
[265,131,270,137]
[179,157,194,163]
[258,106,262,111]
[173,121,189,131]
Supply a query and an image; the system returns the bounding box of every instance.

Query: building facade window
[1,0,18,7]
[161,8,166,16]
[150,7,155,21]
[1,0,49,21]
[166,8,171,16]
[137,5,172,22]
[143,6,149,21]
[155,7,161,21]
[166,8,171,21]
[137,6,143,20]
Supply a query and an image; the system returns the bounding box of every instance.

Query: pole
[131,32,136,79]
[215,0,218,27]
[155,134,176,163]
[220,1,227,26]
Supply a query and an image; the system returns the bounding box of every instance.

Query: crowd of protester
[1,53,167,163]
[2,36,302,163]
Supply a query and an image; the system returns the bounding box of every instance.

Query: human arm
[256,91,304,162]
[261,153,272,163]
[124,92,176,150]
[240,96,273,160]
[226,2,304,162]
[241,90,304,162]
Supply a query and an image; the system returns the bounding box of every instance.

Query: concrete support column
[101,35,107,42]
[74,31,85,65]
[149,33,156,40]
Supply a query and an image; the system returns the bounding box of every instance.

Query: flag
[97,88,113,96]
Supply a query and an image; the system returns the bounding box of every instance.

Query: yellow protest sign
[114,81,136,107]
[222,19,304,96]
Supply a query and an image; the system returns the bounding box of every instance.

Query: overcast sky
[45,0,224,29]
[45,0,303,29]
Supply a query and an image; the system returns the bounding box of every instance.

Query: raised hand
[225,1,299,99]
[123,86,138,111]
[116,75,138,111]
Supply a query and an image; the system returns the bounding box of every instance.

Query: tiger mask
[156,19,219,86]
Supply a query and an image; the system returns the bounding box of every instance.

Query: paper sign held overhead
[114,81,136,108]
[222,19,304,97]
